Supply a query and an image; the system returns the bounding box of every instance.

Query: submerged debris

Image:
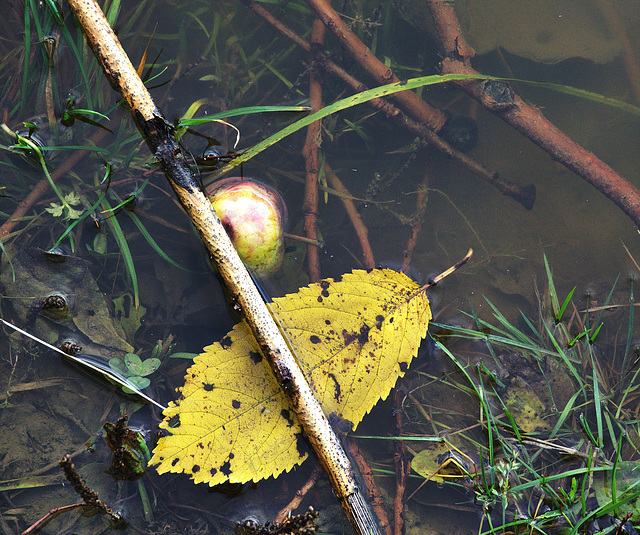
[235,507,319,535]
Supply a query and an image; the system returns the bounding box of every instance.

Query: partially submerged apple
[206,177,286,277]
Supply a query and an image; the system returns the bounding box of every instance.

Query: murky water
[1,0,640,533]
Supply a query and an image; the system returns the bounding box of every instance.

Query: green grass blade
[548,390,580,439]
[125,211,198,274]
[178,105,312,127]
[436,341,496,464]
[50,191,106,251]
[0,240,15,283]
[543,254,560,319]
[621,277,634,376]
[512,78,640,117]
[217,73,486,173]
[591,358,604,448]
[100,198,139,310]
[579,413,599,447]
[557,286,576,323]
[593,275,619,334]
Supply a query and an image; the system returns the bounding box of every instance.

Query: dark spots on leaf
[332,275,342,283]
[171,458,179,467]
[220,461,232,476]
[321,289,329,298]
[389,317,394,324]
[203,383,214,391]
[325,319,331,325]
[220,336,232,348]
[249,350,262,364]
[192,465,201,473]
[376,314,384,323]
[210,468,218,476]
[229,452,234,459]
[310,335,321,344]
[295,433,307,458]
[281,409,294,427]
[358,325,370,345]
[342,329,357,345]
[169,415,180,428]
[320,280,330,290]
[197,442,204,449]
[317,296,323,303]
[328,373,341,402]
[232,399,241,409]
[399,362,408,372]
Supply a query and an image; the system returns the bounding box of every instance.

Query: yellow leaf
[151,269,431,486]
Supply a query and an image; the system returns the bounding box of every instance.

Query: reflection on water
[0,0,639,533]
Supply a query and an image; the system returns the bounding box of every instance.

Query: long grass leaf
[591,359,603,448]
[217,73,486,173]
[557,286,576,323]
[178,105,312,127]
[621,277,634,377]
[101,198,139,309]
[125,211,197,273]
[548,390,580,439]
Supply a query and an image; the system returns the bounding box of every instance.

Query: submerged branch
[426,0,640,228]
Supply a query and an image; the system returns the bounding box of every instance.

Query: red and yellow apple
[206,177,286,277]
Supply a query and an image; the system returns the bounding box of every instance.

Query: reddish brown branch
[21,503,87,535]
[274,466,323,523]
[391,388,410,535]
[346,439,393,535]
[246,0,535,210]
[304,0,446,132]
[302,16,325,283]
[401,168,430,274]
[324,163,375,269]
[427,0,640,227]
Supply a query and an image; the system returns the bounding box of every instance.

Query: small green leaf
[45,203,64,217]
[151,340,163,358]
[168,352,199,360]
[109,357,129,377]
[93,233,107,255]
[125,353,143,375]
[139,358,161,377]
[125,376,151,392]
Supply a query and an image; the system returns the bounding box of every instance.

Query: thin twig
[304,0,447,131]
[401,167,430,274]
[274,466,323,523]
[302,15,325,282]
[324,163,375,269]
